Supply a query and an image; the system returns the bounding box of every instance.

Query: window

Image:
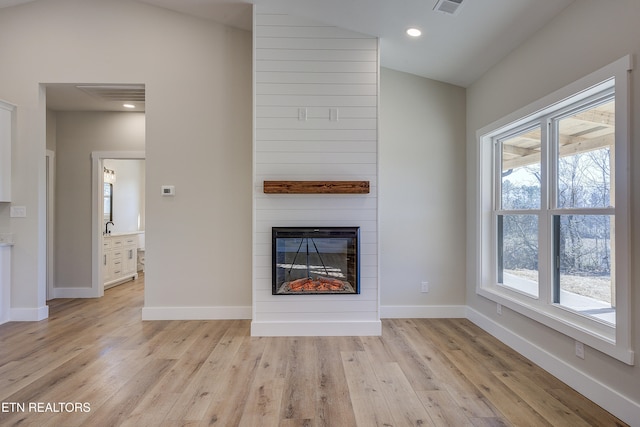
[476,56,633,365]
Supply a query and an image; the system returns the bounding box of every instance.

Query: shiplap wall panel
[255,195,378,210]
[256,84,377,96]
[256,94,377,107]
[256,37,377,51]
[257,73,377,85]
[256,60,377,73]
[256,106,377,118]
[255,49,377,62]
[255,163,376,177]
[255,118,377,130]
[253,10,379,335]
[257,141,376,154]
[257,129,377,140]
[256,151,377,164]
[256,25,374,39]
[256,13,334,27]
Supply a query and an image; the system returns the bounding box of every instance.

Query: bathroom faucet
[105,221,114,235]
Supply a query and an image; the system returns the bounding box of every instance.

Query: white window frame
[475,56,634,365]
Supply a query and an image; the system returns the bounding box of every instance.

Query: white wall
[466,0,640,419]
[252,10,379,336]
[379,68,466,317]
[55,112,144,288]
[0,0,252,316]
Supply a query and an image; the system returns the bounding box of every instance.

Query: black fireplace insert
[272,227,360,295]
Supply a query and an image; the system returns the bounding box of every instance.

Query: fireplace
[272,227,360,295]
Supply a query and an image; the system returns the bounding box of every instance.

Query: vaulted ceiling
[141,0,576,87]
[0,0,576,110]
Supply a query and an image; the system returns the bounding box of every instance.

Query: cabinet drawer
[112,259,122,275]
[112,250,123,260]
[111,238,124,248]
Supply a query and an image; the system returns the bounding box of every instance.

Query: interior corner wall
[379,68,467,318]
[252,10,380,336]
[0,0,253,318]
[466,0,640,419]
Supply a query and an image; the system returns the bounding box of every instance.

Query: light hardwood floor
[0,274,627,426]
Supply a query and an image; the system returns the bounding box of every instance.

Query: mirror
[103,182,113,223]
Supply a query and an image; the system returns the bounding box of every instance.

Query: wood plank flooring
[0,274,627,426]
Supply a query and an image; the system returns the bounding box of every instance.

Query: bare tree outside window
[496,99,615,320]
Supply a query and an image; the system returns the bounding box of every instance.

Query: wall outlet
[575,341,585,359]
[421,281,429,293]
[298,107,307,121]
[497,303,502,315]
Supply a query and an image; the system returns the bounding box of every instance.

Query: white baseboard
[53,287,99,299]
[10,305,49,321]
[251,320,382,337]
[381,305,466,319]
[7,293,635,423]
[141,306,252,320]
[466,307,639,426]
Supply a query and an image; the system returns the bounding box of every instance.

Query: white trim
[474,55,634,365]
[0,246,10,325]
[0,99,14,201]
[10,306,49,321]
[91,151,145,299]
[46,150,55,301]
[380,305,466,319]
[141,306,252,321]
[466,307,639,426]
[375,35,382,327]
[251,320,382,337]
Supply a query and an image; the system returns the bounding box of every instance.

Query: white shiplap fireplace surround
[251,8,380,336]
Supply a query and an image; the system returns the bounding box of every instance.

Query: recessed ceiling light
[406,28,422,37]
[123,104,136,109]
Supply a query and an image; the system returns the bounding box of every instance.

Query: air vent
[75,85,145,102]
[434,0,464,15]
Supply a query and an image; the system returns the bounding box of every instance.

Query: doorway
[45,83,145,300]
[91,152,145,297]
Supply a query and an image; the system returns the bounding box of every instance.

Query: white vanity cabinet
[103,234,138,289]
[0,100,14,202]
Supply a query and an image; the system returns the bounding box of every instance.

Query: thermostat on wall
[161,185,175,196]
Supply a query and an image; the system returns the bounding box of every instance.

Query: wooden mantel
[263,180,370,194]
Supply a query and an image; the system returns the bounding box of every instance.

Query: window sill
[477,286,634,365]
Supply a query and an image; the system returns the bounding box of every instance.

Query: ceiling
[139,0,575,87]
[1,0,575,111]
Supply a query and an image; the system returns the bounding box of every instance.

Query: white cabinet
[103,234,138,289]
[0,244,11,325]
[0,100,14,202]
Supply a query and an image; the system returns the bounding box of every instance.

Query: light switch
[10,206,26,218]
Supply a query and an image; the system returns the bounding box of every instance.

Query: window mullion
[538,118,552,305]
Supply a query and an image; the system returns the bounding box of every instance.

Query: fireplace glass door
[272,227,359,295]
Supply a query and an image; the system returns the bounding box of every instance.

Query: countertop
[104,231,144,237]
[0,233,14,247]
